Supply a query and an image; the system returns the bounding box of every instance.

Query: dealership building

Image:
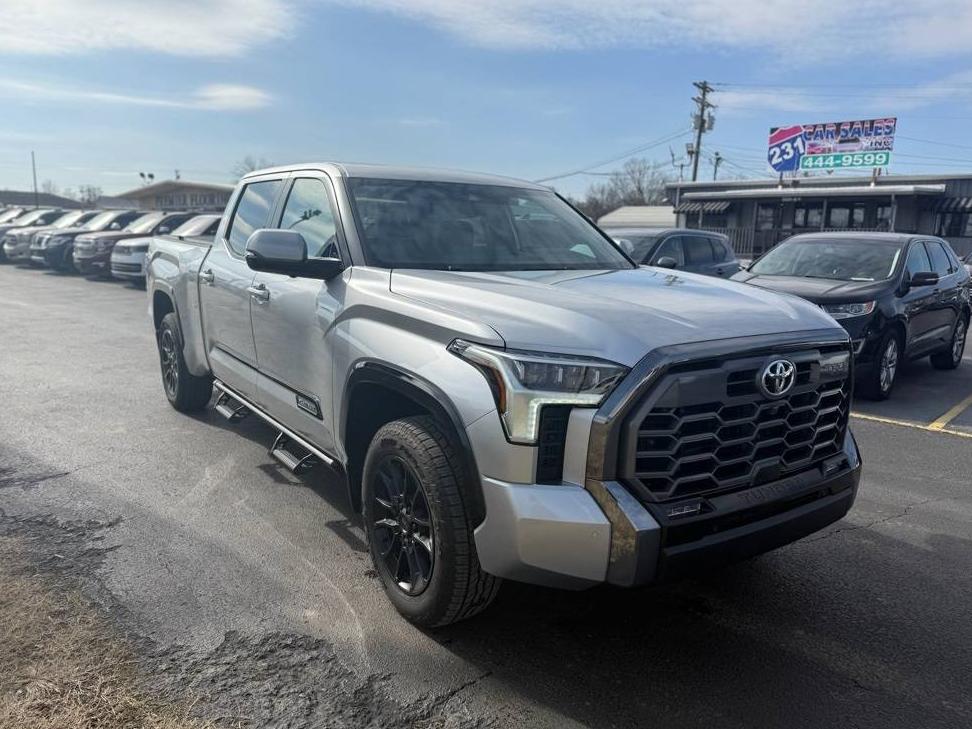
[666,172,972,258]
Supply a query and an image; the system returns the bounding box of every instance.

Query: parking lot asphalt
[1,263,971,729]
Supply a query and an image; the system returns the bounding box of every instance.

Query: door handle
[199,268,214,284]
[247,283,270,302]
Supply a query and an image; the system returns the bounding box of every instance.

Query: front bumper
[110,251,146,279]
[74,250,111,275]
[3,239,31,260]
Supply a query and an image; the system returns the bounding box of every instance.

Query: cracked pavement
[2,264,972,728]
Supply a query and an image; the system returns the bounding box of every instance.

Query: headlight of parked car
[449,339,628,444]
[821,302,876,319]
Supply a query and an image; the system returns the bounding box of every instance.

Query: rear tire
[157,312,212,412]
[930,314,969,370]
[362,416,500,627]
[861,330,902,400]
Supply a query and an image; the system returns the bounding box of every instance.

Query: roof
[597,205,676,228]
[117,179,235,199]
[245,162,550,190]
[783,231,922,243]
[0,190,84,208]
[681,184,945,200]
[667,171,972,191]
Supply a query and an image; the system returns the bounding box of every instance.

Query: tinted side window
[652,236,682,265]
[227,180,281,254]
[279,178,339,258]
[709,236,729,262]
[683,236,715,265]
[905,243,932,278]
[926,241,953,276]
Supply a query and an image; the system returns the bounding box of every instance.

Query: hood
[390,267,842,367]
[81,231,139,243]
[0,225,38,237]
[732,271,892,304]
[113,235,153,250]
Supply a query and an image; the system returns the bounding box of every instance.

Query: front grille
[621,346,850,503]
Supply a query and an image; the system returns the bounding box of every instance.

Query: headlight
[449,339,628,444]
[821,301,876,320]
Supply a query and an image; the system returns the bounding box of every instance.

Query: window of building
[279,178,339,258]
[875,205,892,230]
[226,180,282,254]
[794,203,823,229]
[937,213,972,237]
[756,203,778,230]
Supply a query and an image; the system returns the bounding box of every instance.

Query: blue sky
[2,0,972,198]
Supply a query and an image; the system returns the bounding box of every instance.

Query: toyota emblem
[760,359,796,398]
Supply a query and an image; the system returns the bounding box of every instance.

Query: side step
[214,390,249,421]
[270,431,318,474]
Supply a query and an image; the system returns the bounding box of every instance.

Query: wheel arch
[152,287,176,331]
[341,361,485,525]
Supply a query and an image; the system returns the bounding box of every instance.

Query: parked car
[605,227,741,278]
[32,209,142,272]
[148,163,861,627]
[75,211,195,276]
[112,213,221,283]
[733,233,970,400]
[3,209,99,262]
[0,208,64,262]
[0,207,26,224]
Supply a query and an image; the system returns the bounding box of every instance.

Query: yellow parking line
[851,411,972,439]
[927,391,972,431]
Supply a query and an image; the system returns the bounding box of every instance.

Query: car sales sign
[768,117,896,173]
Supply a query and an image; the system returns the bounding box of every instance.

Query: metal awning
[674,201,731,213]
[930,197,972,212]
[681,184,946,201]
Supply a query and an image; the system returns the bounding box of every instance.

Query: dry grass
[0,536,221,729]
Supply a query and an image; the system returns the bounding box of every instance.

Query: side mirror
[655,256,678,269]
[614,238,634,255]
[909,271,939,288]
[109,222,121,230]
[244,229,344,280]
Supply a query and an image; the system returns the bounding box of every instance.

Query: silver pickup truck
[147,163,862,627]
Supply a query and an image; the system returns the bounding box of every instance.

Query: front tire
[157,312,212,412]
[930,314,968,370]
[363,416,500,627]
[861,330,902,400]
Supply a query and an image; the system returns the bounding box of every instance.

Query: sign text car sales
[768,117,896,173]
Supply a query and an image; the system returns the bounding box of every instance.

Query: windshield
[11,210,48,226]
[750,237,903,282]
[51,211,87,229]
[0,209,23,223]
[172,215,219,237]
[84,211,122,230]
[348,178,632,271]
[124,212,165,234]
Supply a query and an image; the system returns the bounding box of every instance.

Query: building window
[875,205,892,230]
[700,212,727,228]
[827,203,866,229]
[756,203,778,230]
[938,213,972,237]
[794,203,823,229]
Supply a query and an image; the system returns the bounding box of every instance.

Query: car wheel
[862,330,902,400]
[362,416,500,627]
[157,312,213,412]
[930,314,969,370]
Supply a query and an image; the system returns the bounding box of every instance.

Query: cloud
[0,78,272,110]
[329,0,972,61]
[0,0,292,57]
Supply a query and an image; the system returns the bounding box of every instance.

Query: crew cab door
[199,175,285,398]
[250,174,348,453]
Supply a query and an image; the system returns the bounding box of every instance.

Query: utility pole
[690,81,716,182]
[712,152,723,181]
[30,151,38,208]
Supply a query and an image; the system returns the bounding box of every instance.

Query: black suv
[605,227,741,278]
[733,232,971,400]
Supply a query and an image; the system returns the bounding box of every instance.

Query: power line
[533,127,692,183]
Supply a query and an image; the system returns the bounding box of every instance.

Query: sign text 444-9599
[800,151,892,170]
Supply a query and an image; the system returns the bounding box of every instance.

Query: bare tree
[77,185,103,204]
[232,155,274,178]
[41,179,59,195]
[572,158,672,221]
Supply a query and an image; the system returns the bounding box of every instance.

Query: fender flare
[341,360,486,525]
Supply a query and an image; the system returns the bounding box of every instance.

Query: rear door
[250,173,348,452]
[924,239,962,344]
[199,175,285,398]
